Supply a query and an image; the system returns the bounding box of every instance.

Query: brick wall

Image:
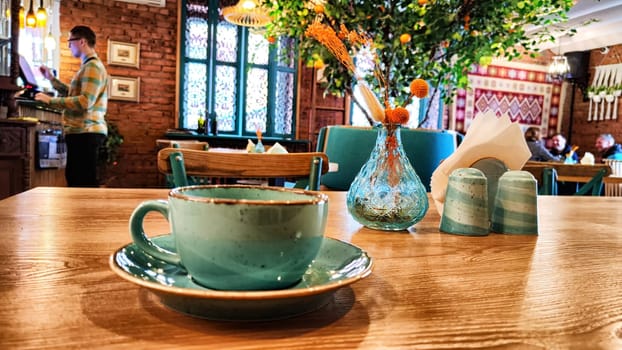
[561,44,622,159]
[59,0,178,187]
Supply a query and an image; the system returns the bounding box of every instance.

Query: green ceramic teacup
[129,185,329,291]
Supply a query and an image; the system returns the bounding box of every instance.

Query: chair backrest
[156,139,209,150]
[157,148,330,190]
[316,125,459,191]
[573,168,607,196]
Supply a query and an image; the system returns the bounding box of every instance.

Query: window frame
[178,0,298,139]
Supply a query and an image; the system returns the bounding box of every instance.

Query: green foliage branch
[264,0,574,116]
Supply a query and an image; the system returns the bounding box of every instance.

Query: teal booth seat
[316,126,461,191]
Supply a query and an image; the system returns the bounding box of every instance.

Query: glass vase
[346,124,429,231]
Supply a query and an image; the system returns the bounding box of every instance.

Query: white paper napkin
[430,112,531,215]
[266,142,288,154]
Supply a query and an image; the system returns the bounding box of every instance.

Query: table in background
[1,187,622,348]
[163,132,311,153]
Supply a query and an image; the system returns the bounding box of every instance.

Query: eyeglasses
[67,37,81,42]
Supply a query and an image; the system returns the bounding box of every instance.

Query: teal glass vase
[347,124,429,231]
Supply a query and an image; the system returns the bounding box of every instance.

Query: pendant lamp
[548,35,570,81]
[25,0,37,28]
[548,55,570,81]
[45,31,56,50]
[222,0,271,27]
[36,0,47,28]
[19,1,25,29]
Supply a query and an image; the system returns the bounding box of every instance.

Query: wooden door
[296,66,350,151]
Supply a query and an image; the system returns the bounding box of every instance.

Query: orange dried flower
[314,4,324,14]
[340,24,371,46]
[387,107,409,124]
[305,22,356,73]
[410,78,429,98]
[385,108,394,123]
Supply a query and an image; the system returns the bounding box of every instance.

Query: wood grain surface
[1,187,621,349]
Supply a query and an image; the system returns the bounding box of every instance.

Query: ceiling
[529,0,622,55]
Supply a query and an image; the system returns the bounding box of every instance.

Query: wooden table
[2,187,622,348]
[522,160,622,184]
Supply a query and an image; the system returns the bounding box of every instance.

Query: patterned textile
[452,62,562,136]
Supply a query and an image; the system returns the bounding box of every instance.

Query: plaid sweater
[49,53,108,136]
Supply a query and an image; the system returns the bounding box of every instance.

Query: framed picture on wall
[109,76,140,102]
[107,40,140,68]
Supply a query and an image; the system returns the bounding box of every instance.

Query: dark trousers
[65,133,106,187]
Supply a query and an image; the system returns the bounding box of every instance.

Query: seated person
[547,133,581,195]
[549,133,579,163]
[595,133,622,162]
[525,127,561,162]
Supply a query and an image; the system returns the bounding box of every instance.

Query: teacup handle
[129,200,181,265]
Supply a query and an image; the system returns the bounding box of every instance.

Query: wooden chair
[522,161,611,196]
[155,140,210,186]
[157,147,330,190]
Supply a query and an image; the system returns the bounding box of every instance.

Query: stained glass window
[214,65,237,132]
[275,72,294,134]
[245,68,268,133]
[179,0,298,139]
[248,31,269,65]
[216,21,237,62]
[183,63,208,129]
[277,37,296,69]
[185,17,209,60]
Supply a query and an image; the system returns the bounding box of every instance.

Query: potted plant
[98,121,124,186]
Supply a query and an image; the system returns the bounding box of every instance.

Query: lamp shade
[36,0,47,28]
[25,0,36,28]
[222,0,271,27]
[19,4,25,29]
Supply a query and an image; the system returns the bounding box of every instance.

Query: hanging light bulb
[45,31,56,51]
[36,0,47,28]
[26,0,37,28]
[241,0,256,10]
[19,1,25,29]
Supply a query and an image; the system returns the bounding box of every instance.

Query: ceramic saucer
[109,235,373,321]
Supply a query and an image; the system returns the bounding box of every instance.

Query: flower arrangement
[302,18,432,230]
[304,19,431,187]
[304,20,429,127]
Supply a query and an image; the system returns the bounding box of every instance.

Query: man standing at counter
[35,25,108,187]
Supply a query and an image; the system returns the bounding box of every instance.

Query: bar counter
[1,187,621,348]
